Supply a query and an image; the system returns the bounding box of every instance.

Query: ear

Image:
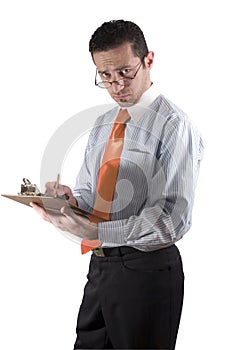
[145,51,154,68]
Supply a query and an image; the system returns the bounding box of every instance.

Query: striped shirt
[73,84,204,251]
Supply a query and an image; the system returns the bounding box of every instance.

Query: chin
[117,100,134,107]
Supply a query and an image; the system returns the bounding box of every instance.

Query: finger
[46,183,73,199]
[60,205,76,219]
[45,183,65,197]
[45,181,57,196]
[30,202,52,222]
[57,185,76,201]
[61,185,73,197]
[61,206,89,224]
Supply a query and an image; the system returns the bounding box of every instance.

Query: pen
[54,173,60,197]
[54,173,69,200]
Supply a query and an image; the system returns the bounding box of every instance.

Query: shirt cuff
[98,220,127,245]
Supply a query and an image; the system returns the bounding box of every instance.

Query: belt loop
[118,247,123,257]
[118,247,125,267]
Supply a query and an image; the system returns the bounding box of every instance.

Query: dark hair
[89,20,149,64]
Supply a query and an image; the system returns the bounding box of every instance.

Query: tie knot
[115,109,130,124]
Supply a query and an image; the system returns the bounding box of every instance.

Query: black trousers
[74,245,184,349]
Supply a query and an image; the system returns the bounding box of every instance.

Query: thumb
[61,206,89,224]
[60,205,73,216]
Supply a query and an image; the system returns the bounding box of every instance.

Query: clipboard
[1,178,106,223]
[1,194,105,222]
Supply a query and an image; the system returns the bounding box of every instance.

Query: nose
[110,81,126,94]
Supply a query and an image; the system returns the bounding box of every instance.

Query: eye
[101,72,111,80]
[119,68,131,77]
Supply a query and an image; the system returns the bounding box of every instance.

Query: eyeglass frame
[95,61,143,89]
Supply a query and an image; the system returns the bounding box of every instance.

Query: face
[93,42,154,107]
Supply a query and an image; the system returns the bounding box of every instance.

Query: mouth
[113,93,130,100]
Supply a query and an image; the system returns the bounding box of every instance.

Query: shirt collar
[118,83,160,123]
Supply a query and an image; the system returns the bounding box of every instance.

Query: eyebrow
[98,65,132,75]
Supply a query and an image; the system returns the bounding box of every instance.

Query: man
[31,20,204,349]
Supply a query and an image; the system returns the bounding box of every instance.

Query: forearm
[98,197,192,251]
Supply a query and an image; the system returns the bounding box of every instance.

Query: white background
[0,0,232,349]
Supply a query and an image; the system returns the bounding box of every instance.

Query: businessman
[31,20,204,349]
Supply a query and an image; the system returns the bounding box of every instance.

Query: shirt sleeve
[72,133,97,213]
[97,113,204,251]
[73,115,111,212]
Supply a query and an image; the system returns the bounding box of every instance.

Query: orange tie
[81,109,130,254]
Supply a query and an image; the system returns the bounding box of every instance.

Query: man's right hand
[45,182,78,207]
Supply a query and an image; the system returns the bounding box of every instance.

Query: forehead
[93,42,138,71]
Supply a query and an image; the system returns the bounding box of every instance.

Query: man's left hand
[30,202,98,240]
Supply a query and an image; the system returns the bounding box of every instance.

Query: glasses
[95,61,142,89]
